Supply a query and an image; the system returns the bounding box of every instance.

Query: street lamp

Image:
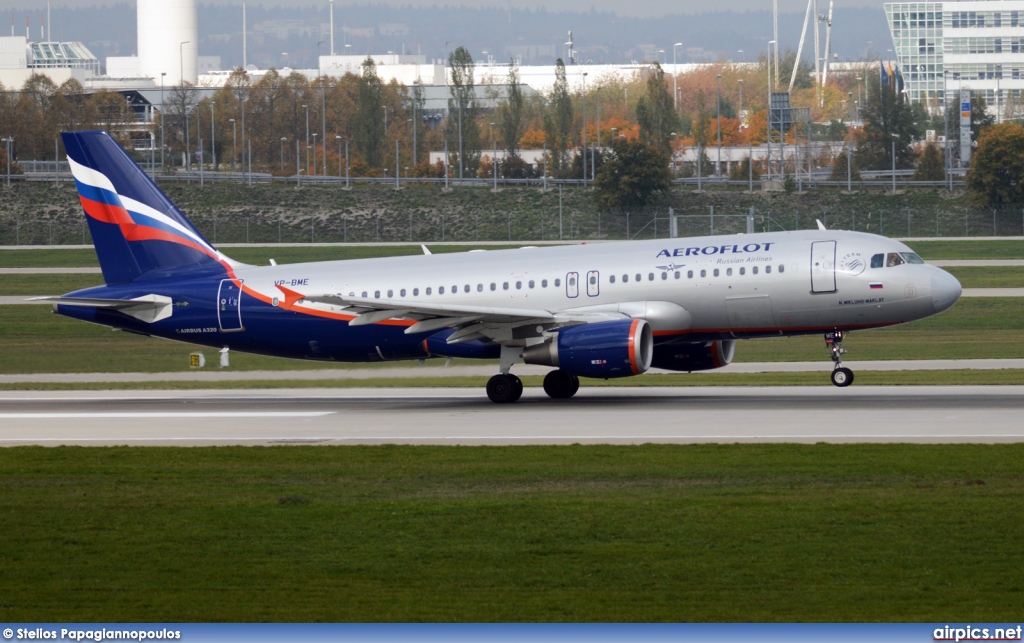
[303,104,309,175]
[336,135,342,179]
[229,118,236,173]
[312,132,318,176]
[280,137,287,173]
[179,40,190,85]
[3,137,12,188]
[891,133,899,193]
[210,102,216,173]
[716,73,722,177]
[160,72,166,172]
[317,42,327,176]
[847,91,853,192]
[672,42,683,110]
[582,71,588,185]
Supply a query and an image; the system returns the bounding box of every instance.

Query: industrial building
[885,0,1024,115]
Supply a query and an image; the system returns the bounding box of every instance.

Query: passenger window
[542,279,548,287]
[887,253,905,267]
[700,269,706,278]
[477,284,483,292]
[623,274,629,282]
[439,286,445,294]
[589,275,596,285]
[739,267,745,276]
[516,281,522,289]
[490,283,496,291]
[610,275,616,284]
[361,291,368,298]
[387,290,393,298]
[726,268,732,276]
[635,274,641,282]
[374,290,381,298]
[766,265,772,274]
[426,287,432,295]
[648,273,654,281]
[503,282,509,290]
[452,285,458,293]
[529,280,535,288]
[555,278,561,287]
[569,276,576,287]
[713,269,720,277]
[870,253,885,269]
[463,285,469,293]
[778,265,785,273]
[752,266,758,274]
[687,270,693,279]
[661,272,668,280]
[400,289,406,297]
[413,288,419,296]
[674,271,680,279]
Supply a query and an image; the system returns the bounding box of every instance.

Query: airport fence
[3,204,1024,246]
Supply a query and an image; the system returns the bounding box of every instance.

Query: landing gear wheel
[831,367,854,387]
[487,373,523,403]
[543,370,580,399]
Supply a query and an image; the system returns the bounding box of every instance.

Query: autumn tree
[543,58,574,175]
[966,122,1024,205]
[635,62,678,152]
[447,46,481,177]
[913,142,945,181]
[354,57,385,168]
[498,60,525,159]
[593,137,671,208]
[829,148,862,182]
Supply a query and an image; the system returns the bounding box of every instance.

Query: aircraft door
[566,272,579,298]
[810,241,837,294]
[217,279,244,331]
[586,270,600,297]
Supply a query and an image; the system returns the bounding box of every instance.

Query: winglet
[816,219,827,231]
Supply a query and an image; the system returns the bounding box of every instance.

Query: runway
[1,386,1022,446]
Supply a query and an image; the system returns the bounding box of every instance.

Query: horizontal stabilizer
[32,294,174,323]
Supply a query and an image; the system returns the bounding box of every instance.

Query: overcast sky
[11,0,883,18]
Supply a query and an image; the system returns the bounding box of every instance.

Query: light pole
[280,137,287,173]
[767,40,775,179]
[159,72,166,172]
[4,137,11,188]
[318,42,327,176]
[891,134,898,193]
[312,132,318,176]
[303,104,309,175]
[737,78,744,119]
[336,135,342,179]
[229,119,236,173]
[716,74,722,177]
[672,42,683,110]
[582,71,588,185]
[847,91,853,192]
[943,71,950,190]
[210,102,216,174]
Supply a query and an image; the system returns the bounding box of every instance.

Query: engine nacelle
[523,319,653,379]
[651,340,735,372]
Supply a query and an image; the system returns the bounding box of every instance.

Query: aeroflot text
[934,625,1023,641]
[656,243,775,258]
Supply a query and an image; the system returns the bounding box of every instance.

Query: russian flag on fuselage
[62,130,229,284]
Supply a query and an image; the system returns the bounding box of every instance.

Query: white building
[885,0,1024,115]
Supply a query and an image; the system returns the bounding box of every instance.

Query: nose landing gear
[825,330,854,387]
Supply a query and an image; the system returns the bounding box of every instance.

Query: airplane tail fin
[62,130,236,285]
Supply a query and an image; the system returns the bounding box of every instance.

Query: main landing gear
[543,369,580,399]
[486,373,523,404]
[825,330,854,387]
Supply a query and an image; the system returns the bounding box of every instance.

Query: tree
[913,142,945,181]
[593,138,671,208]
[447,46,480,177]
[543,58,573,175]
[354,57,385,168]
[635,62,678,152]
[965,122,1024,206]
[829,148,862,181]
[498,60,525,158]
[854,77,916,171]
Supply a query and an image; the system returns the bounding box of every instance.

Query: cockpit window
[900,252,925,264]
[886,253,905,267]
[870,254,884,269]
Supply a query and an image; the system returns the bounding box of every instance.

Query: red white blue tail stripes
[62,130,234,284]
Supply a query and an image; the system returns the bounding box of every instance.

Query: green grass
[0,298,1021,374]
[0,444,1021,621]
[907,240,1024,260]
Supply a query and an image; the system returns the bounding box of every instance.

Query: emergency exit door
[810,241,837,294]
[217,279,244,331]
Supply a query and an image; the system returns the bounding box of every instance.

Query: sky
[9,0,883,19]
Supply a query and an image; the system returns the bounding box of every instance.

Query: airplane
[40,130,963,403]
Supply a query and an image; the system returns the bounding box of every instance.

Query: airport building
[885,0,1024,115]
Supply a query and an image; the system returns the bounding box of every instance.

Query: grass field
[0,298,1021,374]
[0,445,1021,621]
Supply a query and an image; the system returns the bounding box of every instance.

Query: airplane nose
[932,269,962,313]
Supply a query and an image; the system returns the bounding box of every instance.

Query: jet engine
[651,340,735,372]
[523,319,653,379]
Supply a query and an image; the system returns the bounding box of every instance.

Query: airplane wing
[302,293,627,344]
[30,294,174,323]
